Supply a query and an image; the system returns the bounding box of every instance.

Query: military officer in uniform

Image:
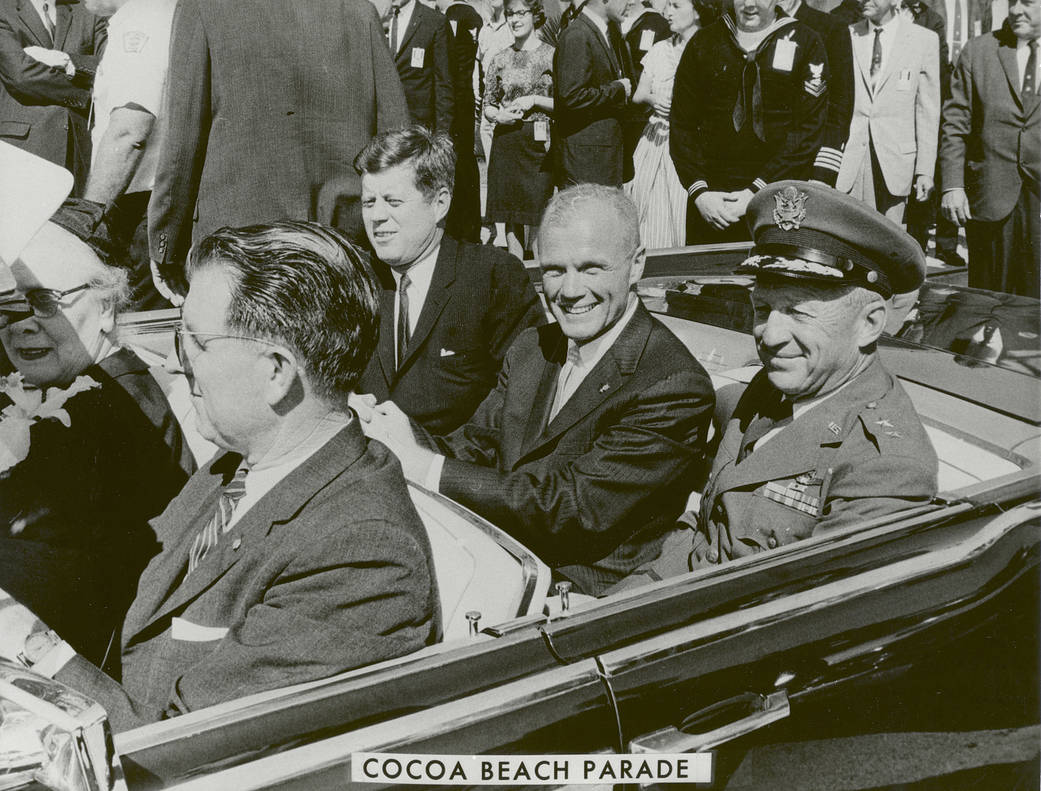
[619,180,938,585]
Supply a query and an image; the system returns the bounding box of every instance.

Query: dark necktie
[737,399,793,463]
[952,0,963,63]
[397,272,411,369]
[187,465,249,575]
[870,27,883,78]
[1023,40,1038,100]
[390,5,400,54]
[42,1,55,42]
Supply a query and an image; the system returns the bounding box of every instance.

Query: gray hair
[539,184,641,258]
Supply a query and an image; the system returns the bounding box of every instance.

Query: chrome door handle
[629,689,790,754]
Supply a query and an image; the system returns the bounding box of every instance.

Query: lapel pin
[231,538,242,551]
[599,383,610,393]
[876,418,894,428]
[828,421,841,436]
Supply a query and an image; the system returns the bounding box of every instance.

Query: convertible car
[1,245,1038,791]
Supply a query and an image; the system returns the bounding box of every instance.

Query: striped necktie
[187,465,249,574]
[397,272,411,369]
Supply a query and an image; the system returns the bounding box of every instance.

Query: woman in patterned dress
[484,0,555,260]
[627,0,713,249]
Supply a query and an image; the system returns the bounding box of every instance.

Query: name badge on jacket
[772,36,797,72]
[411,47,425,68]
[640,29,655,50]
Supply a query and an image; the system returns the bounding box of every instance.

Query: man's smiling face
[361,162,448,271]
[539,214,643,345]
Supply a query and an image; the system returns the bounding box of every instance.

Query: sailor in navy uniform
[618,180,939,584]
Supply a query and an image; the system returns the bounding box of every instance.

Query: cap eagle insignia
[773,186,808,231]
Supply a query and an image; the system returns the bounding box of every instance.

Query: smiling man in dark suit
[358,184,715,595]
[354,125,543,434]
[554,0,635,186]
[0,221,440,732]
[0,0,106,195]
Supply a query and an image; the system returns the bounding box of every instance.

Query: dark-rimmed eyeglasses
[505,8,533,17]
[0,284,92,328]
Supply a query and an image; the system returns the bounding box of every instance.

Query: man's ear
[263,345,302,407]
[433,186,452,225]
[628,246,646,286]
[857,295,888,348]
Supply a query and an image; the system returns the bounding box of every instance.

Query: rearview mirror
[0,661,125,791]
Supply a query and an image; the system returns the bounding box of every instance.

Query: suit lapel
[519,332,567,457]
[997,34,1025,110]
[54,0,72,50]
[522,305,652,461]
[396,4,424,62]
[580,14,621,76]
[397,237,456,374]
[136,425,368,632]
[851,22,875,97]
[376,288,397,384]
[17,0,53,47]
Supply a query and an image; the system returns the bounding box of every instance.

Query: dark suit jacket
[0,349,191,665]
[689,359,937,566]
[554,12,634,186]
[57,421,441,732]
[443,2,482,242]
[147,0,409,283]
[940,24,1039,222]
[0,0,105,195]
[360,236,543,434]
[394,0,455,132]
[794,1,855,185]
[428,304,715,595]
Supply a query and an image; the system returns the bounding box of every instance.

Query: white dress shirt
[390,0,417,54]
[391,242,440,348]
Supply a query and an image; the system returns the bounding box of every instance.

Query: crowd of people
[0,0,1032,734]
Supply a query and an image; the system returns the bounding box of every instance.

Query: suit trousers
[966,183,1040,300]
[849,142,907,224]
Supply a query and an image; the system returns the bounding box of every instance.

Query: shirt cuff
[32,641,76,678]
[424,453,446,492]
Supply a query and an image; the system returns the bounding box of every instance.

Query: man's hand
[23,46,74,76]
[725,188,755,219]
[914,175,934,202]
[941,188,972,225]
[617,78,632,100]
[151,260,185,306]
[358,400,435,483]
[0,589,47,662]
[694,191,743,230]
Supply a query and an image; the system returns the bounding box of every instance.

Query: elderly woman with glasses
[0,200,193,667]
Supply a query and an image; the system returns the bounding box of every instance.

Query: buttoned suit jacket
[359,236,544,434]
[147,0,409,281]
[688,359,937,568]
[394,1,455,133]
[939,25,1039,223]
[56,423,441,733]
[0,0,105,194]
[553,12,634,186]
[427,304,715,595]
[837,15,941,197]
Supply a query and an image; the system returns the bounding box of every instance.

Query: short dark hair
[188,221,380,408]
[505,0,546,28]
[353,124,456,199]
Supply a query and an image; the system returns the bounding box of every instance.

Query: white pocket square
[439,348,456,357]
[171,617,229,642]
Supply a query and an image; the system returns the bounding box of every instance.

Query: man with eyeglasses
[0,220,441,732]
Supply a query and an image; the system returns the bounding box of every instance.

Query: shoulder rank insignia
[804,62,826,96]
[773,185,808,231]
[763,480,820,516]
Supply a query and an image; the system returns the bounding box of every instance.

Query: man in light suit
[940,0,1039,297]
[0,0,106,195]
[836,0,941,223]
[358,185,715,596]
[0,221,440,732]
[354,126,543,434]
[147,0,409,299]
[553,0,634,186]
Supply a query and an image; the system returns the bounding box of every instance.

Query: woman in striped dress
[626,0,711,249]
